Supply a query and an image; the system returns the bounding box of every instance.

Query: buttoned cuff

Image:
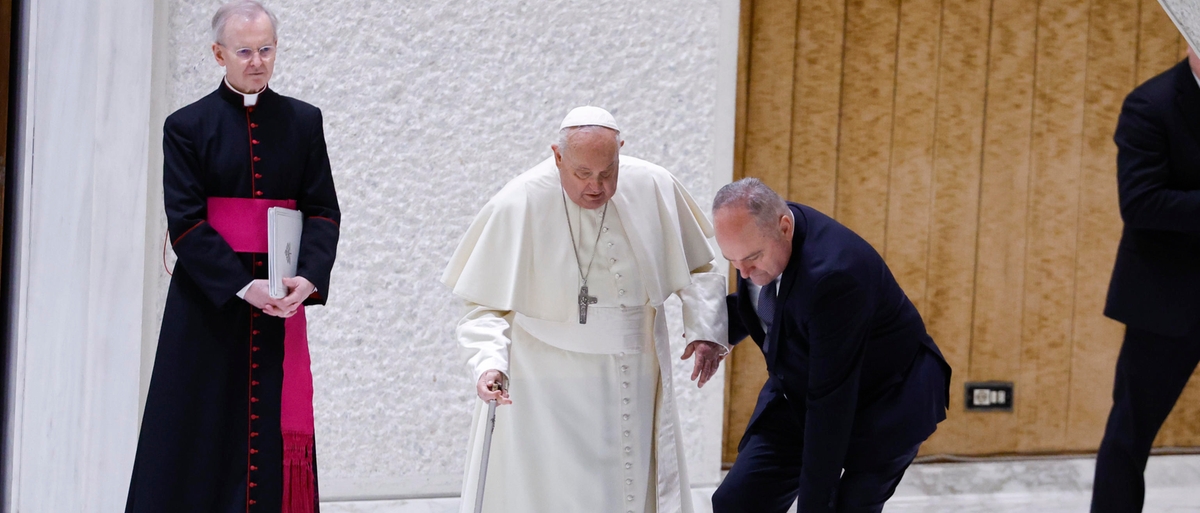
[473,359,510,385]
[680,271,730,349]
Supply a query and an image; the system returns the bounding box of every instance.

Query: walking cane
[474,382,501,513]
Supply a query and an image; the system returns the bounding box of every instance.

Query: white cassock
[442,155,728,513]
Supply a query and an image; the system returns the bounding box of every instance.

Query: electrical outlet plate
[965,381,1014,411]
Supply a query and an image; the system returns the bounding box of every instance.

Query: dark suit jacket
[1105,59,1200,337]
[728,202,950,512]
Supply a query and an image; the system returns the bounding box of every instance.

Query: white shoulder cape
[441,155,715,321]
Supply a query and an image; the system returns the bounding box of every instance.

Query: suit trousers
[1091,325,1200,513]
[712,399,920,513]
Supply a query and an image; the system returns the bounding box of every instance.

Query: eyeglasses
[221,44,276,62]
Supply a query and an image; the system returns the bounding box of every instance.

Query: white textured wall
[156,0,733,499]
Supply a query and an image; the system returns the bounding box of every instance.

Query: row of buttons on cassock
[619,356,638,511]
[246,108,263,508]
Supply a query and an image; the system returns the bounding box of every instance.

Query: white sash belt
[515,306,654,355]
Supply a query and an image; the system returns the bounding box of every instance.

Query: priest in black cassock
[125,2,340,512]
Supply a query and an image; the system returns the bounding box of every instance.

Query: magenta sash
[207,197,316,512]
[207,197,297,254]
[281,310,316,512]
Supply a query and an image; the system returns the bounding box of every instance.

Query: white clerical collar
[224,77,264,107]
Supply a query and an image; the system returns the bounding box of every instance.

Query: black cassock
[126,82,339,513]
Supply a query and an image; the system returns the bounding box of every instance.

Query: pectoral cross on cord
[562,189,609,324]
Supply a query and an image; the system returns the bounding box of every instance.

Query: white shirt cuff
[236,281,253,299]
[680,271,730,349]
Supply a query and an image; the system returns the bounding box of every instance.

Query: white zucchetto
[560,106,620,132]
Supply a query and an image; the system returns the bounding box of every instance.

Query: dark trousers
[712,406,920,513]
[1091,325,1200,513]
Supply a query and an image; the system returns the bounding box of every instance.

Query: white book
[267,207,303,299]
[1160,0,1200,54]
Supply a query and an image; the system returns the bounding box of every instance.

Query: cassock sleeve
[457,303,513,383]
[1114,88,1200,233]
[296,108,341,305]
[797,270,871,513]
[163,115,255,307]
[678,263,729,349]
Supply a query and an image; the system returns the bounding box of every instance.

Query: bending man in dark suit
[1092,48,1200,513]
[710,178,950,513]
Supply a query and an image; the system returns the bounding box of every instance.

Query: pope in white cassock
[442,106,730,513]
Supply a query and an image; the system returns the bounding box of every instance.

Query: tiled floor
[321,455,1200,512]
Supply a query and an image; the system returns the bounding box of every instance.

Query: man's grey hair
[212,0,279,44]
[556,125,624,155]
[713,178,789,231]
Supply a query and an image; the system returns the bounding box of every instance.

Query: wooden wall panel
[916,0,991,455]
[723,0,757,467]
[723,0,798,465]
[833,0,899,250]
[742,0,801,195]
[1065,0,1138,451]
[1017,0,1090,453]
[882,0,940,311]
[789,0,846,212]
[967,0,1038,456]
[732,0,753,198]
[724,0,852,465]
[727,0,1200,461]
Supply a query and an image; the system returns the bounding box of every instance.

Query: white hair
[556,125,624,155]
[211,0,278,44]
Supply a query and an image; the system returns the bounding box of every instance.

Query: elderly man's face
[714,205,794,286]
[212,13,277,94]
[552,128,622,210]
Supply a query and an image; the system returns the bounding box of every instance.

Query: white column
[3,0,156,510]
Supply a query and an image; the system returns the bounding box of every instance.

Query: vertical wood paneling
[914,0,991,455]
[727,0,1200,462]
[1065,0,1138,451]
[724,339,768,464]
[733,0,754,189]
[967,0,1039,455]
[743,0,800,195]
[724,0,800,465]
[833,0,899,250]
[726,0,849,465]
[882,0,941,311]
[1017,0,1091,453]
[789,0,847,212]
[724,0,758,467]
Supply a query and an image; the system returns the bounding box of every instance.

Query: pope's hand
[477,370,512,405]
[682,340,727,388]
